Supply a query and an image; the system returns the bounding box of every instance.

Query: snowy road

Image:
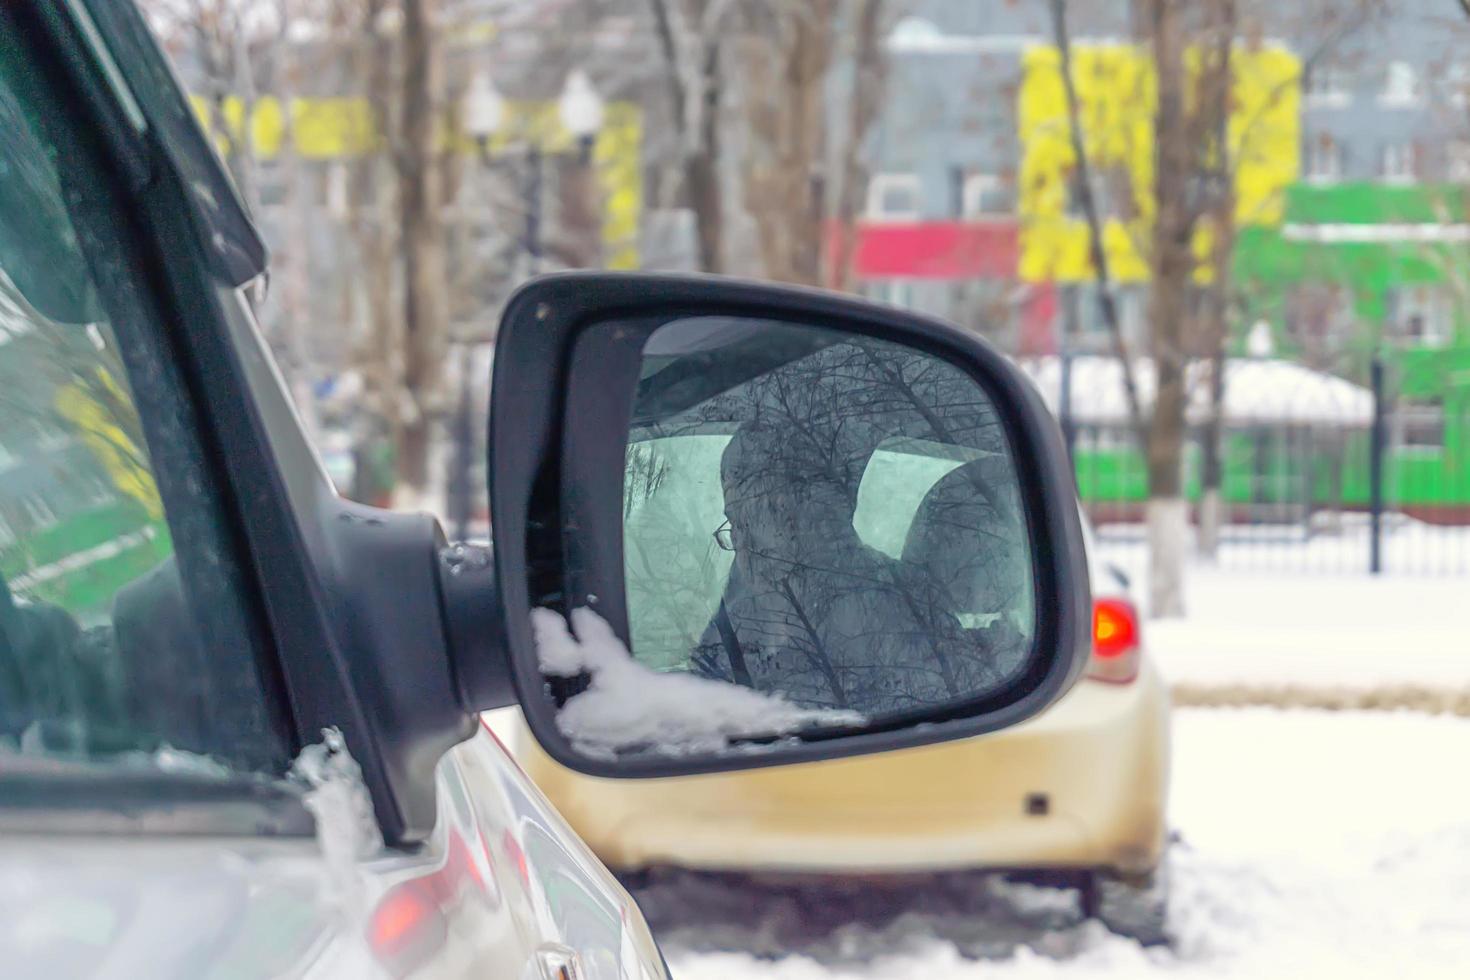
[661,708,1470,979]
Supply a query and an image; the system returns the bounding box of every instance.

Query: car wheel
[1081,856,1170,947]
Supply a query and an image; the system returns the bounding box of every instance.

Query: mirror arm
[438,542,517,711]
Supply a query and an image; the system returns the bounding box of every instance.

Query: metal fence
[1070,357,1470,576]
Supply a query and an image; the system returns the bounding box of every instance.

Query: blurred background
[125,0,1470,974]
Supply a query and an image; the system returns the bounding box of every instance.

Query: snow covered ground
[1091,525,1470,692]
[1146,570,1470,691]
[664,708,1470,979]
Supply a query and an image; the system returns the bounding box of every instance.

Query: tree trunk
[1198,347,1227,558]
[1146,0,1191,617]
[688,39,725,272]
[739,1,834,286]
[1147,497,1189,617]
[648,0,725,273]
[396,0,449,501]
[550,150,604,269]
[827,0,886,291]
[1197,0,1236,560]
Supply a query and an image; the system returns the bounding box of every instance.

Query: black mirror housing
[489,272,1091,778]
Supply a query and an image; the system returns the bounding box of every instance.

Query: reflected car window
[623,317,1034,718]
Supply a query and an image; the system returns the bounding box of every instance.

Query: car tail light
[1089,597,1140,683]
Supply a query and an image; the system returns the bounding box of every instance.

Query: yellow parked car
[501,513,1171,944]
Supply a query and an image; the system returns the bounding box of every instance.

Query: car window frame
[0,1,312,833]
[43,1,475,847]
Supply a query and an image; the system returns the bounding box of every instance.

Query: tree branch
[1047,0,1148,446]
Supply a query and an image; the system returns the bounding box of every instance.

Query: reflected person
[691,421,998,715]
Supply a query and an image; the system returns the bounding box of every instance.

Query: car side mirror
[488,273,1090,778]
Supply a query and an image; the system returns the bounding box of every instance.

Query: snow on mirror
[542,316,1037,760]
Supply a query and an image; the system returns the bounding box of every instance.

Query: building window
[21,493,57,530]
[1388,285,1452,348]
[1304,63,1350,107]
[255,159,288,209]
[1398,403,1444,454]
[1379,61,1421,107]
[1285,282,1354,364]
[1380,142,1417,184]
[864,279,916,309]
[1066,283,1145,350]
[961,173,1014,218]
[1078,424,1136,452]
[865,174,921,221]
[1448,142,1470,183]
[1065,167,1134,222]
[1304,134,1343,183]
[1443,64,1470,108]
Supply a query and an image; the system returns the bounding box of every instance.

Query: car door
[0,4,663,978]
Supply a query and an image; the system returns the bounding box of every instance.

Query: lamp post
[448,341,475,541]
[557,70,605,267]
[462,69,543,272]
[463,70,504,161]
[453,73,509,540]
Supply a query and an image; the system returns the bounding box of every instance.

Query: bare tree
[1146,2,1188,605]
[827,0,888,292]
[1199,1,1384,557]
[144,0,333,443]
[148,0,280,221]
[641,0,891,286]
[388,0,450,502]
[648,0,730,272]
[1046,0,1231,614]
[732,0,836,285]
[1047,0,1326,614]
[729,0,891,288]
[1047,0,1148,443]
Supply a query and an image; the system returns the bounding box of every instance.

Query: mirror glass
[539,316,1035,760]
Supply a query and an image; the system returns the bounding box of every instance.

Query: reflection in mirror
[549,316,1035,760]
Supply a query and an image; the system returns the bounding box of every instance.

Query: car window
[624,434,735,671]
[0,42,287,775]
[624,434,1033,669]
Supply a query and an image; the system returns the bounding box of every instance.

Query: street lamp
[463,70,504,158]
[558,69,604,164]
[461,68,542,272]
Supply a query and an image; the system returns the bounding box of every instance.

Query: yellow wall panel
[1018,41,1300,284]
[190,94,641,268]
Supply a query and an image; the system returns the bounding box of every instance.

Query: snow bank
[1021,355,1374,427]
[532,607,864,758]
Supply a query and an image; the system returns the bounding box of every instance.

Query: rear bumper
[508,663,1171,879]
